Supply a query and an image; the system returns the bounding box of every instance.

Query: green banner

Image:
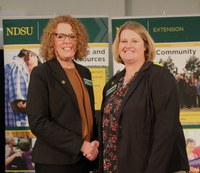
[3,17,108,45]
[79,18,108,43]
[112,16,200,43]
[3,19,49,44]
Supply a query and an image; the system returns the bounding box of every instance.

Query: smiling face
[54,23,77,64]
[118,29,146,65]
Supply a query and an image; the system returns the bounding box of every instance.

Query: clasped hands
[81,140,99,161]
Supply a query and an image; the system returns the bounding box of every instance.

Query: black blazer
[26,58,96,164]
[99,61,189,173]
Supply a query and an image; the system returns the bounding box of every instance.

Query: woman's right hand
[81,140,99,161]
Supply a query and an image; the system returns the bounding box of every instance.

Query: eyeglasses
[54,33,77,41]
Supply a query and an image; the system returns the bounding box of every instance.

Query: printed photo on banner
[5,130,36,172]
[155,43,200,111]
[183,128,200,172]
[154,43,200,125]
[4,47,43,127]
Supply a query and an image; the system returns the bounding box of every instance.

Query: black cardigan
[99,61,189,173]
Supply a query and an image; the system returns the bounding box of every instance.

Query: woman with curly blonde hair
[26,15,99,173]
[40,15,88,60]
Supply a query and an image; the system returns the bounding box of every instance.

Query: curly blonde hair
[112,21,156,64]
[40,15,88,60]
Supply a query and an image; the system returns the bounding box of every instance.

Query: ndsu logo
[6,27,34,36]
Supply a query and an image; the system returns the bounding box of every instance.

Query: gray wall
[0,0,200,49]
[125,0,200,16]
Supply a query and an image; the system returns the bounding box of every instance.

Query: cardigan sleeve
[145,65,181,173]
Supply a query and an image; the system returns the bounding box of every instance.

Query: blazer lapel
[47,59,79,112]
[74,62,90,90]
[101,70,125,112]
[117,61,153,122]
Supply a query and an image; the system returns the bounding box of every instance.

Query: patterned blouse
[102,74,135,173]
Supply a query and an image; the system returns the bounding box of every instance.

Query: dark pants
[35,156,90,173]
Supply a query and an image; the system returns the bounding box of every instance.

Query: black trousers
[35,156,90,173]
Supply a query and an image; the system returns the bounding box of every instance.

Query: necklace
[123,72,138,86]
[123,75,133,86]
